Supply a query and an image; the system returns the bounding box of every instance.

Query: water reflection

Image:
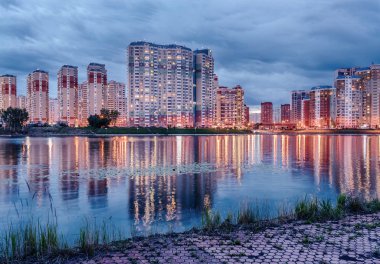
[1,135,380,236]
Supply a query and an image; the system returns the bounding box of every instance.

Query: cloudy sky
[1,0,380,105]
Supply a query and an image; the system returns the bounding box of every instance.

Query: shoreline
[16,212,380,263]
[5,195,380,263]
[3,128,380,137]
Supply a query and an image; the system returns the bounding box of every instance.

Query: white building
[127,41,194,127]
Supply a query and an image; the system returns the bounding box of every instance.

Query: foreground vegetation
[2,194,380,262]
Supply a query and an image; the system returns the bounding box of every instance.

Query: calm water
[0,135,380,240]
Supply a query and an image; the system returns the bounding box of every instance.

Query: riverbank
[5,195,380,263]
[16,212,380,263]
[254,129,380,135]
[0,127,253,137]
[4,127,380,137]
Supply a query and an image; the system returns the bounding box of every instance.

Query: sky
[1,0,380,106]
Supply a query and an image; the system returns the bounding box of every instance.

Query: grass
[1,221,64,262]
[200,194,380,232]
[2,194,380,262]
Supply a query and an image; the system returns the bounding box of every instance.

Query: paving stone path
[40,214,380,263]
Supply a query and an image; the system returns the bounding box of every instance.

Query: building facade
[215,85,245,128]
[17,95,27,109]
[78,81,88,126]
[57,65,78,126]
[49,98,59,125]
[87,63,107,116]
[273,106,281,123]
[194,49,215,127]
[128,41,194,127]
[27,70,49,123]
[0,74,17,110]
[335,75,362,128]
[280,104,291,124]
[107,81,127,126]
[309,86,335,128]
[291,90,309,127]
[301,99,310,128]
[261,102,273,124]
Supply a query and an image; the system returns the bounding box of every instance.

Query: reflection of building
[215,85,246,128]
[27,70,49,123]
[309,86,335,128]
[57,65,78,126]
[127,42,194,127]
[0,74,17,110]
[194,49,215,128]
[0,142,21,197]
[26,139,50,199]
[106,81,127,126]
[261,102,273,124]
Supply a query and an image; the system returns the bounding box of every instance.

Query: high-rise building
[57,65,78,126]
[354,65,380,128]
[78,81,88,126]
[194,49,215,127]
[244,105,250,127]
[309,86,335,128]
[335,74,362,128]
[301,98,310,128]
[49,98,59,125]
[17,95,27,109]
[250,112,261,124]
[0,74,17,110]
[27,70,49,123]
[273,106,281,123]
[87,63,107,116]
[280,104,291,124]
[215,85,245,128]
[127,41,194,127]
[107,81,127,126]
[260,102,273,124]
[291,90,309,127]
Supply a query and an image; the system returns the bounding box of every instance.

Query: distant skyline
[1,0,380,105]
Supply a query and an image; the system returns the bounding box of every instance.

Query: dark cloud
[1,0,380,105]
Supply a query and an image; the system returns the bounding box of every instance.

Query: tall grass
[1,220,62,262]
[200,194,380,231]
[3,194,380,262]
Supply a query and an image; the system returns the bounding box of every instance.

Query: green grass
[1,221,62,262]
[3,194,380,262]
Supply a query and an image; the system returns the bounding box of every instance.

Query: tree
[100,108,120,126]
[87,114,110,128]
[0,107,29,132]
[110,110,120,126]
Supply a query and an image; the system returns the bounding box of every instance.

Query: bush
[87,114,110,128]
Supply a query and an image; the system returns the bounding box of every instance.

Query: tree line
[0,107,120,133]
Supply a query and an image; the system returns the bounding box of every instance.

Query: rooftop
[129,41,192,52]
[0,74,16,78]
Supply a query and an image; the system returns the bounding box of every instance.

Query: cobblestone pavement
[54,214,380,263]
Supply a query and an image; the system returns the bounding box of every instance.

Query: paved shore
[27,213,380,264]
